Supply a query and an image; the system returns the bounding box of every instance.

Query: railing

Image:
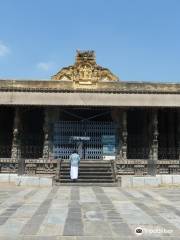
[127,146,179,160]
[24,159,57,175]
[0,149,179,177]
[0,146,12,158]
[157,160,180,174]
[0,158,18,173]
[0,158,57,175]
[116,159,148,176]
[116,159,180,176]
[0,158,180,176]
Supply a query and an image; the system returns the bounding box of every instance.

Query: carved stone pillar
[43,108,50,160]
[148,109,158,175]
[152,110,158,161]
[168,110,175,159]
[122,110,128,159]
[143,110,148,159]
[11,108,24,175]
[11,108,21,160]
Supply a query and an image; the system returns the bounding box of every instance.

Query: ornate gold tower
[52,50,119,85]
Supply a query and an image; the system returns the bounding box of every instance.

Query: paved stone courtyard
[0,185,179,239]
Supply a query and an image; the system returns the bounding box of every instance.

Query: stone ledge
[121,175,180,188]
[0,174,53,187]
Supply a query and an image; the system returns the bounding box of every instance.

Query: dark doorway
[127,109,150,159]
[0,107,14,158]
[158,109,178,159]
[21,108,44,159]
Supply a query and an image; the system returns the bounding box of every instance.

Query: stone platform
[0,174,53,187]
[120,175,180,188]
[1,174,180,188]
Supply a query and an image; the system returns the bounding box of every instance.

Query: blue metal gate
[53,120,116,160]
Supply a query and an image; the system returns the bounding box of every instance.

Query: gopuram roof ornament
[51,50,119,85]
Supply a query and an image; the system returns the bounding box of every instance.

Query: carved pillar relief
[152,109,158,161]
[43,107,59,160]
[149,109,158,161]
[122,110,128,159]
[111,108,127,160]
[148,109,158,176]
[43,108,50,160]
[11,108,21,159]
[143,110,149,158]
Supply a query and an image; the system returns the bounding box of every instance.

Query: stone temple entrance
[53,108,117,160]
[1,50,180,185]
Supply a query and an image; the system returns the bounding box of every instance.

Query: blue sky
[0,0,180,82]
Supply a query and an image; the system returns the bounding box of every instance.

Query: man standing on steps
[69,150,80,181]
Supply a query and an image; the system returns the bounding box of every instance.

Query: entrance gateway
[52,108,117,160]
[0,50,180,183]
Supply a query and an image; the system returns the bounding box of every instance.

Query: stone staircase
[55,160,117,186]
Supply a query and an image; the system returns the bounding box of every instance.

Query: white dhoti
[70,166,79,179]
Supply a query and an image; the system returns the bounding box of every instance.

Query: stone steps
[55,182,118,186]
[60,175,113,179]
[55,160,116,185]
[60,179,114,183]
[61,168,111,175]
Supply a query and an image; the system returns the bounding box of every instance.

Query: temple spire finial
[52,50,119,84]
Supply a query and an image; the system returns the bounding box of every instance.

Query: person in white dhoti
[69,150,80,181]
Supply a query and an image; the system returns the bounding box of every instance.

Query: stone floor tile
[84,221,113,237]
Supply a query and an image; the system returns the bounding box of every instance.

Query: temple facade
[0,51,180,183]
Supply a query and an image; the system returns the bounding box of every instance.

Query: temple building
[0,50,180,184]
